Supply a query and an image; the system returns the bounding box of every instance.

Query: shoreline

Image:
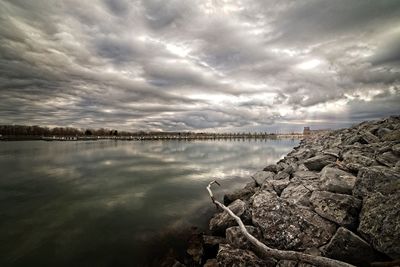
[176,116,400,266]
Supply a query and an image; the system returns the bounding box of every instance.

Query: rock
[281,183,312,207]
[392,143,400,156]
[376,151,399,168]
[203,235,226,246]
[204,259,219,267]
[172,260,186,267]
[252,191,336,250]
[210,199,246,235]
[344,134,363,145]
[275,171,290,180]
[310,191,361,228]
[343,151,376,168]
[382,129,400,141]
[270,177,291,195]
[204,259,218,267]
[263,164,278,173]
[323,227,380,267]
[353,166,400,198]
[358,192,400,259]
[224,182,256,205]
[360,131,380,144]
[320,167,357,194]
[376,127,392,138]
[291,171,321,191]
[252,171,275,185]
[225,225,262,250]
[186,228,204,264]
[217,244,275,267]
[276,260,297,267]
[303,154,336,171]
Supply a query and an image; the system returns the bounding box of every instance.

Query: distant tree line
[0,125,302,138]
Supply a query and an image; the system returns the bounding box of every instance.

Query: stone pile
[203,116,400,267]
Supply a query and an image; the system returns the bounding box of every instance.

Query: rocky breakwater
[202,116,400,267]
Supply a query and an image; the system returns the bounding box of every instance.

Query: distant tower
[303,127,311,135]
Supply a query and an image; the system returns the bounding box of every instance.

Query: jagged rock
[376,127,392,138]
[263,164,278,173]
[344,134,363,145]
[290,148,315,161]
[270,177,291,195]
[291,171,321,190]
[358,192,400,259]
[342,151,376,168]
[172,260,186,267]
[303,154,336,171]
[353,166,400,198]
[275,171,290,180]
[252,171,275,185]
[392,143,400,156]
[217,244,275,267]
[382,129,400,141]
[323,227,379,267]
[281,183,312,206]
[323,148,341,159]
[310,191,361,228]
[252,191,336,250]
[320,167,357,194]
[225,225,262,250]
[360,131,380,144]
[276,260,297,267]
[203,259,218,267]
[224,182,256,205]
[376,151,399,167]
[210,199,246,235]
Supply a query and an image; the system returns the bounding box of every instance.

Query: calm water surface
[0,139,298,267]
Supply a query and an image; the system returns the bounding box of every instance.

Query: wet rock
[217,244,275,267]
[252,191,336,250]
[252,171,275,185]
[358,192,400,259]
[263,164,278,173]
[310,191,361,228]
[281,183,312,207]
[224,182,256,205]
[323,227,379,267]
[303,154,336,171]
[353,166,400,198]
[225,225,262,250]
[320,167,357,194]
[376,151,399,168]
[210,199,246,235]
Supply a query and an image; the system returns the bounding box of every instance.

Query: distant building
[303,127,311,135]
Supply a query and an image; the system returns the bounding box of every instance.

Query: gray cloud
[0,0,399,131]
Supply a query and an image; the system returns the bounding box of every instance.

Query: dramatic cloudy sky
[1,0,399,132]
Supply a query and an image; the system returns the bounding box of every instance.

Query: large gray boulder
[353,166,400,198]
[376,151,399,168]
[281,183,312,207]
[225,225,262,250]
[323,227,380,266]
[209,199,246,235]
[252,171,275,185]
[310,191,361,228]
[224,181,257,205]
[252,191,336,250]
[303,154,336,171]
[217,244,275,267]
[358,192,400,259]
[320,167,357,194]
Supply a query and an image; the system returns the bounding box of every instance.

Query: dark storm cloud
[0,0,399,131]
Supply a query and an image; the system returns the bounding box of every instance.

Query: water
[0,139,298,267]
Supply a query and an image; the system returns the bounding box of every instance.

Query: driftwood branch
[206,180,355,267]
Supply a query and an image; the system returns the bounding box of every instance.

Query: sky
[0,0,399,132]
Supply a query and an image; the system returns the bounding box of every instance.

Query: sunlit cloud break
[0,0,399,132]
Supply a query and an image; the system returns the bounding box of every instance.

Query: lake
[0,139,298,267]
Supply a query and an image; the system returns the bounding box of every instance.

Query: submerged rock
[252,191,336,250]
